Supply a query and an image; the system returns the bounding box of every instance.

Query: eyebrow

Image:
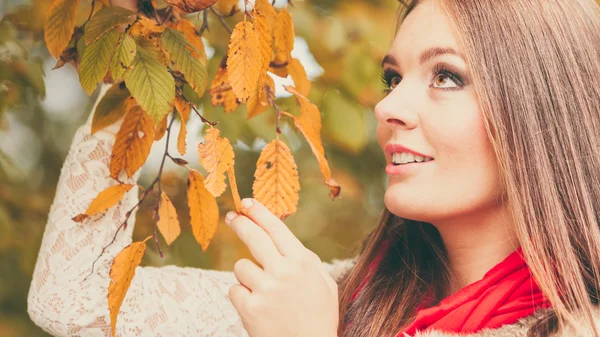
[381,47,464,68]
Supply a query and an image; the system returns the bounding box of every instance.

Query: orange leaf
[255,0,277,29]
[283,86,341,199]
[44,0,80,58]
[154,114,168,141]
[273,8,294,65]
[163,0,218,13]
[187,170,219,252]
[209,60,240,113]
[129,16,165,38]
[92,85,133,135]
[227,165,243,213]
[156,191,181,245]
[108,240,147,337]
[289,58,311,97]
[110,105,156,179]
[254,8,272,95]
[176,19,207,65]
[247,75,274,120]
[84,184,134,217]
[252,139,300,220]
[174,97,190,156]
[197,128,235,197]
[269,53,289,78]
[227,21,261,103]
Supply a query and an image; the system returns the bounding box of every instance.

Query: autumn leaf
[254,4,273,96]
[154,114,168,141]
[246,74,274,120]
[71,184,135,222]
[174,97,190,155]
[255,0,277,29]
[284,85,341,199]
[273,8,295,65]
[209,60,239,113]
[227,21,261,103]
[110,105,156,179]
[44,0,80,58]
[161,28,208,97]
[108,239,149,337]
[163,0,218,14]
[110,33,137,81]
[92,85,132,135]
[84,6,136,45]
[156,191,180,245]
[175,19,207,65]
[252,139,300,220]
[227,165,244,213]
[129,16,165,38]
[289,58,311,97]
[187,170,219,252]
[123,38,175,125]
[197,128,235,197]
[79,28,120,95]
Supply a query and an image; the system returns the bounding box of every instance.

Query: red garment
[351,241,552,336]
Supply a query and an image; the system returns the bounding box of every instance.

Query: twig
[209,6,233,34]
[192,105,218,126]
[83,0,95,28]
[199,10,209,36]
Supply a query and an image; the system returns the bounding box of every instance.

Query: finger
[240,198,306,257]
[226,212,284,270]
[229,283,251,312]
[233,258,269,292]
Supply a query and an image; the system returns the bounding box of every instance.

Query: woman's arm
[27,85,357,337]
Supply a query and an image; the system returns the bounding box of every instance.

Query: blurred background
[0,0,400,335]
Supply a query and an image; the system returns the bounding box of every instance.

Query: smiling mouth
[391,152,435,165]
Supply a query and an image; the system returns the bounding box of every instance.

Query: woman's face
[375,0,502,223]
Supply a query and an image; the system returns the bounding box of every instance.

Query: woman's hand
[225,199,339,337]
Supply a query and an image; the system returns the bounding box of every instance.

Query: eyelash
[380,64,464,95]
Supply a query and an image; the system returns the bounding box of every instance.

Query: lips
[384,144,434,160]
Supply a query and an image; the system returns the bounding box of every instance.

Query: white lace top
[27,87,358,337]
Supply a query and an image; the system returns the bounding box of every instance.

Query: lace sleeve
[27,85,357,337]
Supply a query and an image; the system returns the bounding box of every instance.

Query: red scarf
[351,241,552,336]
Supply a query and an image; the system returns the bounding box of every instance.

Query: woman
[27,0,600,336]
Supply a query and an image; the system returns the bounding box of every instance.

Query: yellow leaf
[269,53,289,77]
[283,86,341,199]
[156,191,180,245]
[227,165,244,213]
[187,170,219,252]
[174,97,190,156]
[197,128,235,197]
[110,33,137,82]
[255,0,276,29]
[108,241,147,337]
[154,114,168,141]
[209,60,240,113]
[254,8,272,95]
[92,85,132,135]
[176,19,207,66]
[214,0,238,14]
[84,6,136,45]
[252,139,300,220]
[110,105,156,179]
[44,0,80,58]
[79,28,120,95]
[246,75,274,120]
[227,21,261,103]
[273,8,294,65]
[86,184,134,216]
[163,0,218,13]
[288,58,311,97]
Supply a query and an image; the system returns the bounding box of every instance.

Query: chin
[384,184,436,222]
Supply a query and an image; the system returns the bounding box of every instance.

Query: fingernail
[225,211,237,224]
[241,198,253,210]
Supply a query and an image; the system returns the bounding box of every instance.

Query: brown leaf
[197,128,235,197]
[108,240,148,337]
[187,170,219,252]
[288,58,311,97]
[154,114,168,141]
[252,139,300,220]
[156,191,181,245]
[272,8,294,65]
[110,105,156,179]
[284,86,341,199]
[84,184,135,217]
[227,21,261,103]
[174,97,190,155]
[163,0,218,13]
[227,165,243,213]
[92,86,133,135]
[72,214,88,222]
[209,61,240,113]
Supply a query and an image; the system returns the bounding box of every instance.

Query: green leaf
[161,28,207,97]
[84,6,136,45]
[123,38,175,124]
[110,33,137,81]
[79,29,120,95]
[92,84,131,134]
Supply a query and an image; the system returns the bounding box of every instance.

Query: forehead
[388,0,460,68]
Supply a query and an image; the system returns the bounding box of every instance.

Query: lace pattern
[27,86,357,337]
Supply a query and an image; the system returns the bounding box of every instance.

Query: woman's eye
[389,76,401,89]
[432,73,458,89]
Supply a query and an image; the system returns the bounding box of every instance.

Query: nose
[374,85,419,130]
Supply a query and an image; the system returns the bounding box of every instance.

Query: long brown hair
[337,1,600,336]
